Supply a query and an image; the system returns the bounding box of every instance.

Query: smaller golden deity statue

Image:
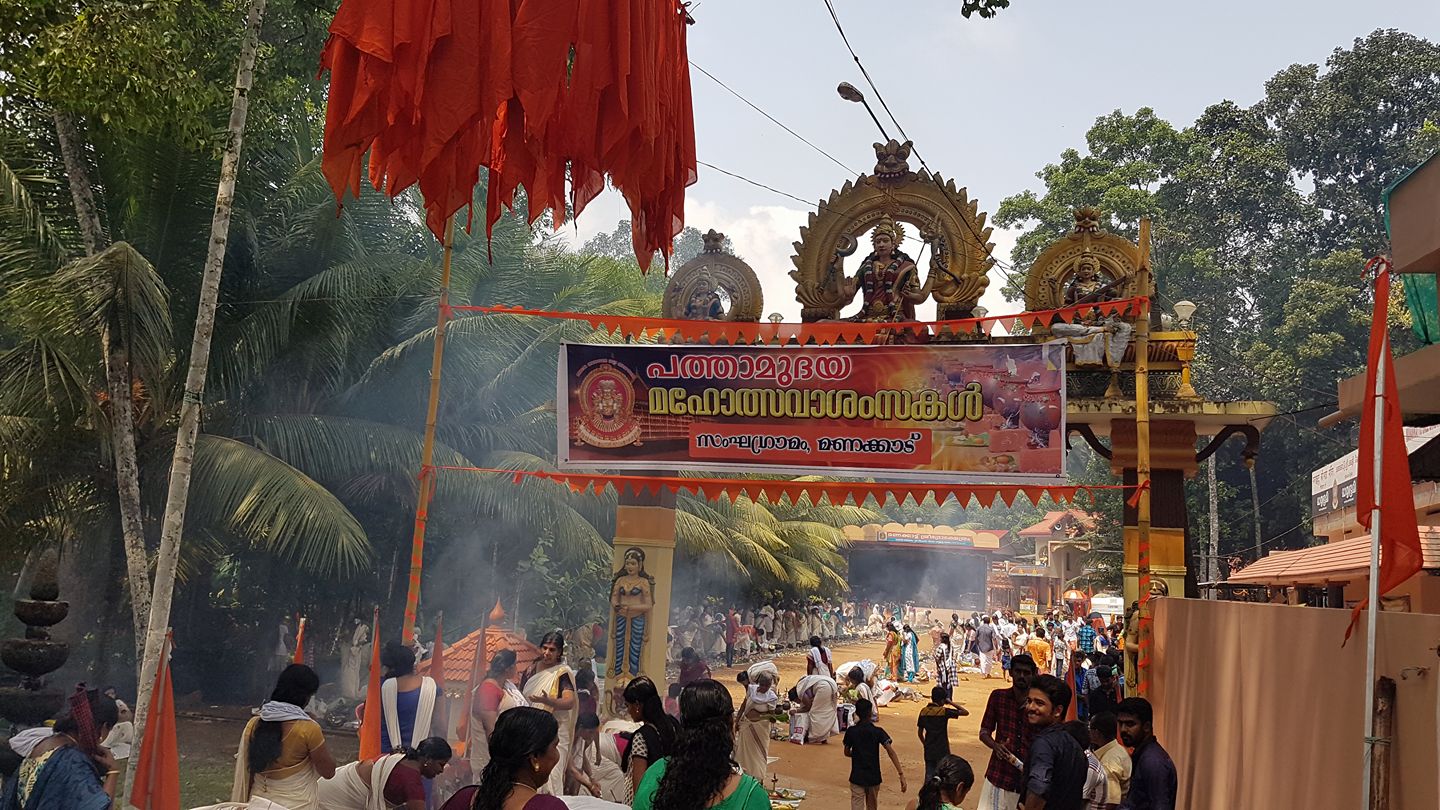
[1052,252,1133,368]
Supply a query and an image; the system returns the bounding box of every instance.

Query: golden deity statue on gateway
[837,214,926,323]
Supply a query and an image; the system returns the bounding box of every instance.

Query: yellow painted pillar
[606,489,677,690]
[1111,419,1198,604]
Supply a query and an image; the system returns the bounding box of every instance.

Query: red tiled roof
[1017,509,1096,537]
[1227,529,1440,586]
[418,602,543,685]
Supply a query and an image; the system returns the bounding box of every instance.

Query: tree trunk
[129,0,268,786]
[53,108,153,644]
[1207,456,1219,596]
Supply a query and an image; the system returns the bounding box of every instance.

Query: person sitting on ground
[917,686,969,782]
[632,679,770,810]
[906,754,974,810]
[678,647,710,687]
[843,698,906,810]
[318,737,451,810]
[0,687,121,810]
[843,666,873,706]
[231,664,336,810]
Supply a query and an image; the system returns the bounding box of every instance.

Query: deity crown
[871,215,904,244]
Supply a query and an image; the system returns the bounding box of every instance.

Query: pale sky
[561,0,1440,320]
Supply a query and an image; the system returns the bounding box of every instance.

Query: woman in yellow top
[230,664,336,810]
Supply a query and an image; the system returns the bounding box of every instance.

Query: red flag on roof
[1345,258,1424,644]
[319,0,697,270]
[130,632,179,810]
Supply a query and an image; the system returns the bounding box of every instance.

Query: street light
[836,82,891,142]
[1172,300,1197,329]
[767,312,785,324]
[972,306,988,319]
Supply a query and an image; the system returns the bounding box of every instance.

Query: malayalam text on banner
[557,342,1067,482]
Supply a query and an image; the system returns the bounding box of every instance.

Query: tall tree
[131,0,269,784]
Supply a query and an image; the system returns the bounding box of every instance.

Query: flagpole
[1360,325,1384,810]
[403,217,456,645]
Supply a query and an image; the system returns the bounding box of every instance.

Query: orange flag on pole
[130,631,179,810]
[292,616,307,664]
[1345,258,1424,643]
[358,608,384,759]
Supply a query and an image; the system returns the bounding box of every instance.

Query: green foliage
[998,28,1440,569]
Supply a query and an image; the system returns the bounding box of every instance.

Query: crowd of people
[0,598,1175,810]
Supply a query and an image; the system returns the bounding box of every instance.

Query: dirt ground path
[713,637,1009,810]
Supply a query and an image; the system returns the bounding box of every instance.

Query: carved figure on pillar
[610,547,656,679]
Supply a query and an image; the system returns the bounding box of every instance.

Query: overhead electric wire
[691,62,860,176]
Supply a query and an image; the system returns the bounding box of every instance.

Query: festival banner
[557,341,1067,482]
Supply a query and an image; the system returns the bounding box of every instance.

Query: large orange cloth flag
[359,609,384,759]
[130,632,179,810]
[319,0,697,270]
[1345,258,1424,644]
[292,616,307,664]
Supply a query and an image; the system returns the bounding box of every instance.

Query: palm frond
[185,434,371,574]
[53,241,173,384]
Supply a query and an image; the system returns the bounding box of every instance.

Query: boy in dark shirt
[917,685,969,781]
[1022,674,1087,810]
[843,698,907,810]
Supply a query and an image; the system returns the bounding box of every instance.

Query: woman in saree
[611,548,655,679]
[316,737,451,809]
[789,673,839,744]
[733,671,777,781]
[441,708,565,810]
[0,688,120,810]
[883,623,903,679]
[230,664,336,810]
[468,649,530,775]
[522,631,576,795]
[901,624,921,682]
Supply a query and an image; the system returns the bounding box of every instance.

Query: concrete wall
[1152,598,1439,810]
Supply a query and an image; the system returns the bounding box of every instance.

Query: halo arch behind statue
[789,141,995,321]
[662,229,764,321]
[1023,209,1142,326]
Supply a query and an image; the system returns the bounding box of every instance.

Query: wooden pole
[1135,218,1155,696]
[1361,316,1386,809]
[403,218,456,644]
[1368,676,1395,810]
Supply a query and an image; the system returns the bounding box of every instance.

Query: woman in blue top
[632,679,769,810]
[379,642,443,753]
